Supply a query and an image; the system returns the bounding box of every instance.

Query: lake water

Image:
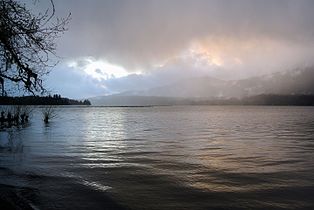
[1,106,314,209]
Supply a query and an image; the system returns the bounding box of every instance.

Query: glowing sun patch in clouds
[182,37,302,74]
[187,42,225,67]
[68,58,132,80]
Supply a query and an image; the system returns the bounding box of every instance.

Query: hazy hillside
[90,95,192,106]
[90,67,314,106]
[136,67,314,98]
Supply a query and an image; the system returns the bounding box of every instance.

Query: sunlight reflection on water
[1,106,314,209]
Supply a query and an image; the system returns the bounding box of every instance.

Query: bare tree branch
[0,0,70,95]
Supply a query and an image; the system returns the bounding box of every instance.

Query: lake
[1,106,314,209]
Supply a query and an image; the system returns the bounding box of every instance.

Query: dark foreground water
[1,106,314,210]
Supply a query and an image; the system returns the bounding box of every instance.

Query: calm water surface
[1,106,314,209]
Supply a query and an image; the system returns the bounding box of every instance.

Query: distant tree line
[0,95,91,105]
[191,94,314,106]
[240,94,314,106]
[89,94,314,106]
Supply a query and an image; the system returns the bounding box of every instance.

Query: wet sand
[0,168,127,210]
[0,184,34,210]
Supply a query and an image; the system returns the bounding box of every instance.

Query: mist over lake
[1,106,314,209]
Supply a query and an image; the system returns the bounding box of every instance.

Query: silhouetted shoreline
[192,94,314,106]
[0,165,127,210]
[90,94,314,106]
[0,181,127,210]
[0,95,91,106]
[0,184,34,210]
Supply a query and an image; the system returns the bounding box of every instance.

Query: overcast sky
[34,0,314,98]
